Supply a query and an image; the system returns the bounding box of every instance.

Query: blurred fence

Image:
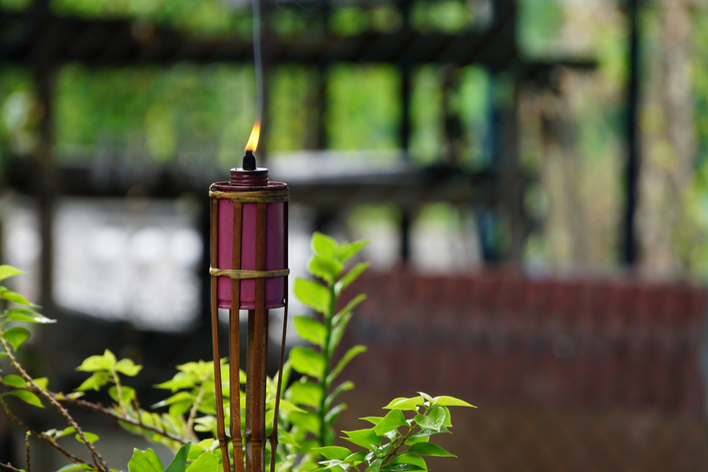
[336,270,708,471]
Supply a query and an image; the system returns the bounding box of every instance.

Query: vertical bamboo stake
[231,202,244,472]
[211,198,231,472]
[246,203,268,472]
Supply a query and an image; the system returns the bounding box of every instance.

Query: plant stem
[111,368,127,415]
[24,433,30,472]
[0,463,21,472]
[0,378,189,445]
[186,384,205,442]
[0,337,109,472]
[0,398,94,469]
[317,282,337,447]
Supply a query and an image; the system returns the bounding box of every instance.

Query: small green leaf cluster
[0,265,55,409]
[274,233,369,470]
[128,440,217,472]
[314,393,476,472]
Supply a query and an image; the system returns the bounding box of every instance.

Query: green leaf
[75,432,99,444]
[294,279,331,314]
[389,454,427,470]
[7,390,43,407]
[185,451,217,472]
[55,427,76,439]
[407,442,456,458]
[441,406,452,428]
[288,380,322,408]
[383,397,424,411]
[308,256,343,284]
[109,386,136,405]
[290,346,325,378]
[2,327,30,351]
[288,411,320,433]
[129,448,165,472]
[76,372,111,391]
[335,262,370,294]
[2,308,54,324]
[294,316,326,347]
[341,429,381,450]
[56,464,92,472]
[115,359,142,377]
[325,403,347,426]
[325,381,354,410]
[335,240,369,264]
[359,416,383,425]
[0,291,40,308]
[373,409,407,435]
[312,446,352,460]
[432,395,476,408]
[265,399,305,413]
[414,406,446,432]
[327,345,366,384]
[312,232,338,259]
[0,265,23,281]
[76,350,116,372]
[2,374,25,387]
[333,294,367,324]
[33,377,48,389]
[381,464,425,472]
[165,441,192,472]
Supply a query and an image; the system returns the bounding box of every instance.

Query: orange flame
[245,120,261,152]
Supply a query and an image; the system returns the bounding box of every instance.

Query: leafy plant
[0,233,474,472]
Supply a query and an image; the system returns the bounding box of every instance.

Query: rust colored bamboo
[231,202,244,472]
[246,203,268,472]
[211,198,231,472]
[269,201,289,472]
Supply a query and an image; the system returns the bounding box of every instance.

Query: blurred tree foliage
[2,0,708,278]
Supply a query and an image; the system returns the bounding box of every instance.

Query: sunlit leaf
[0,265,23,281]
[414,406,446,431]
[33,377,48,389]
[308,255,342,284]
[288,380,322,408]
[407,442,456,457]
[325,381,354,409]
[75,432,99,445]
[294,316,326,347]
[109,386,136,405]
[381,464,424,471]
[432,395,476,408]
[2,374,25,387]
[389,454,427,470]
[115,359,142,377]
[359,416,384,425]
[76,350,116,372]
[335,262,370,294]
[2,327,30,351]
[165,441,192,472]
[7,389,43,407]
[2,308,53,324]
[341,429,381,450]
[57,464,92,472]
[185,451,217,472]
[0,291,40,308]
[335,240,369,264]
[76,372,111,391]
[327,345,366,385]
[312,446,352,460]
[373,409,407,435]
[128,448,165,472]
[289,346,325,378]
[383,397,424,411]
[311,232,337,259]
[294,279,331,314]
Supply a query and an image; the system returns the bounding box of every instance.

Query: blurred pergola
[0,0,618,322]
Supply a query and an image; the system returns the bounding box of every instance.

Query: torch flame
[245,120,261,153]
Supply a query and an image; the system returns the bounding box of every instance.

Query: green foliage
[0,238,474,472]
[314,393,474,472]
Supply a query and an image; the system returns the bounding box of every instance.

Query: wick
[243,150,257,170]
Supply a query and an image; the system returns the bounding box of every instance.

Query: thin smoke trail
[253,0,263,129]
